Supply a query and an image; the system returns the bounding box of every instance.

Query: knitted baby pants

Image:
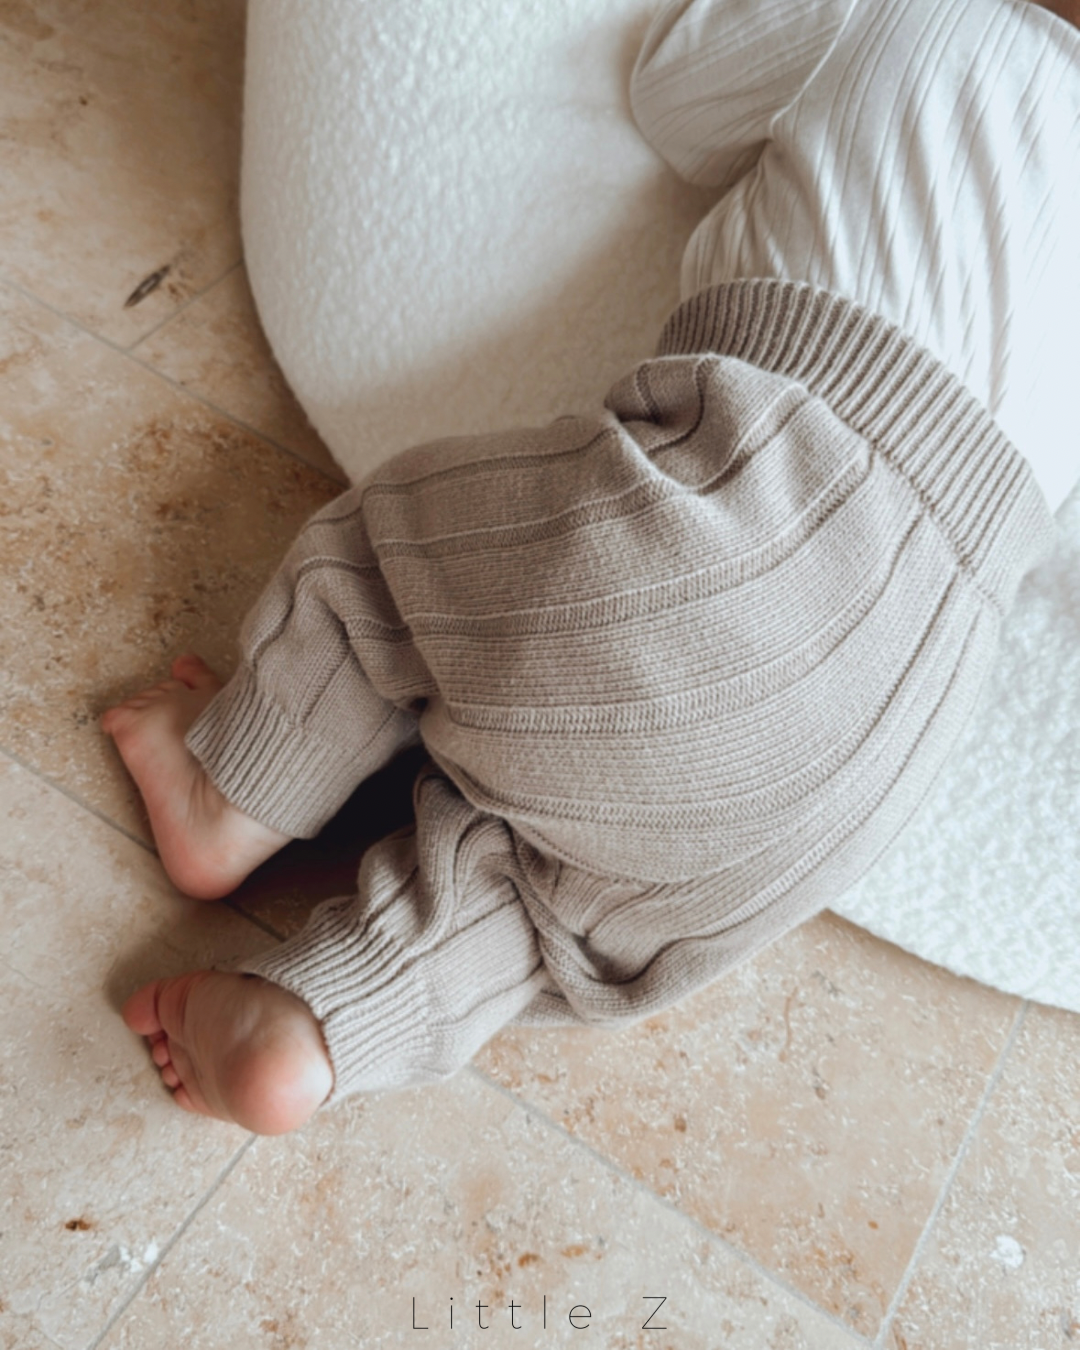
[186,280,1051,1101]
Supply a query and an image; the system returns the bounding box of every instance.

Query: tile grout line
[0,740,288,948]
[871,998,1031,1350]
[124,257,244,351]
[224,898,288,943]
[0,739,155,858]
[467,1064,876,1347]
[0,729,862,1329]
[0,273,348,489]
[84,1134,258,1350]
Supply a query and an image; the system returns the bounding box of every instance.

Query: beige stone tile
[0,1321,63,1350]
[134,267,345,482]
[0,0,244,345]
[888,1003,1080,1350]
[476,912,1020,1340]
[0,285,338,842]
[0,750,276,1350]
[101,1072,867,1350]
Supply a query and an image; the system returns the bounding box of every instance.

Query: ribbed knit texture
[186,280,1054,1099]
[630,0,1080,512]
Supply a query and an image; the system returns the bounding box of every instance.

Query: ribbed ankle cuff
[234,773,551,1103]
[185,665,374,838]
[239,893,435,1102]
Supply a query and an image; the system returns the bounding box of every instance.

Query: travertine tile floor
[2,3,1078,1348]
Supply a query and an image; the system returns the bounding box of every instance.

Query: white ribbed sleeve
[630,0,1080,512]
[630,0,859,191]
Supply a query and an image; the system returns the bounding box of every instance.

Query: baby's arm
[629,0,860,192]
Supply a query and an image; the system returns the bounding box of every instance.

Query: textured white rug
[242,0,1079,1011]
[831,488,1079,1008]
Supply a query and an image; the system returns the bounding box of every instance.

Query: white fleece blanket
[241,0,1080,1012]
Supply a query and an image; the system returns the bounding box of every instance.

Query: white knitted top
[630,0,1080,512]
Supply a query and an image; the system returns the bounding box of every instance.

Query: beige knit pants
[185,281,1051,1100]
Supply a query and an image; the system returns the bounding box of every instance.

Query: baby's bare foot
[123,970,333,1134]
[101,654,290,900]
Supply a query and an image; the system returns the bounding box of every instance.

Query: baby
[103,0,1079,1135]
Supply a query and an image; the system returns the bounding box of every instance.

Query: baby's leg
[114,487,429,1120]
[103,485,422,898]
[101,655,291,900]
[122,969,333,1134]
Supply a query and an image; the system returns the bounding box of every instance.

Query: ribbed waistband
[657,280,1056,615]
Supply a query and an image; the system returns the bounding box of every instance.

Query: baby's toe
[171,654,221,691]
[172,1085,199,1114]
[122,979,165,1037]
[100,703,137,732]
[101,692,159,730]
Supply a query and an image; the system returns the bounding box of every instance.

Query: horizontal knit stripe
[364,374,844,569]
[394,473,870,639]
[404,478,910,698]
[361,425,616,500]
[375,410,874,629]
[432,514,926,731]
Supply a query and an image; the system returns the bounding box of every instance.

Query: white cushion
[241,0,1080,1012]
